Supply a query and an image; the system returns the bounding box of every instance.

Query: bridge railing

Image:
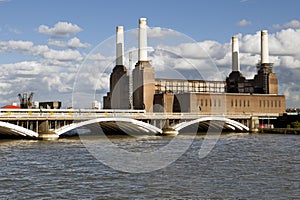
[0,109,147,119]
[0,108,278,120]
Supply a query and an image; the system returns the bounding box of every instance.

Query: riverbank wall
[259,128,300,135]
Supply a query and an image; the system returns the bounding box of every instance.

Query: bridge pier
[150,119,165,130]
[250,116,259,133]
[159,119,178,136]
[38,120,59,140]
[38,120,49,134]
[158,120,165,129]
[38,133,59,140]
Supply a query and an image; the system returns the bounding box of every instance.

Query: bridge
[0,108,278,139]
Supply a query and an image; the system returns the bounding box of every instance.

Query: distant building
[38,101,62,109]
[103,18,286,116]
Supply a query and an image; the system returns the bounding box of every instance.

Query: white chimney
[261,30,269,64]
[138,18,147,61]
[116,26,124,65]
[232,36,240,72]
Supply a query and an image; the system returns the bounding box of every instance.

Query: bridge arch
[173,116,249,132]
[55,117,163,136]
[0,121,38,138]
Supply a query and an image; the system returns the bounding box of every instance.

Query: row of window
[155,84,225,93]
[259,100,281,108]
[231,99,250,107]
[199,99,251,108]
[198,99,282,108]
[156,80,225,88]
[199,99,223,107]
[155,80,225,94]
[157,86,224,93]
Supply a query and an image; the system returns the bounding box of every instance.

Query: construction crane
[18,92,34,108]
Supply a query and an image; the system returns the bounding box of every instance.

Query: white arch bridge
[0,109,259,139]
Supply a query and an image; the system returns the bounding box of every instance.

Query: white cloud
[42,49,83,62]
[148,27,180,38]
[42,73,73,92]
[38,21,82,38]
[226,29,300,69]
[147,26,300,80]
[0,82,12,96]
[271,29,300,59]
[240,31,260,53]
[47,40,65,47]
[0,61,45,76]
[130,27,181,39]
[31,45,50,56]
[237,19,252,26]
[147,26,300,107]
[85,53,106,61]
[272,24,282,29]
[0,60,77,106]
[48,37,90,49]
[2,23,300,108]
[0,39,84,63]
[0,35,89,106]
[284,20,300,29]
[156,41,215,60]
[279,56,300,68]
[67,37,90,48]
[272,19,300,30]
[0,40,33,52]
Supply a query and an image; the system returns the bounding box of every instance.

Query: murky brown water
[0,133,299,199]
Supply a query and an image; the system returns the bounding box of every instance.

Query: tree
[290,121,300,128]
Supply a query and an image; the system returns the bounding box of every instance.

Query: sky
[0,0,300,108]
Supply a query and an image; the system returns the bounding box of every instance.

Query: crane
[18,92,34,108]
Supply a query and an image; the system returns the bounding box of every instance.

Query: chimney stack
[261,30,269,64]
[232,36,240,72]
[116,26,124,66]
[138,18,148,61]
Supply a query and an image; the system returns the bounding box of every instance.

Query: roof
[2,105,21,109]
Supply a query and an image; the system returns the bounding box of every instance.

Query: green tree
[290,121,300,128]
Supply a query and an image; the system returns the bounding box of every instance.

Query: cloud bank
[38,21,82,38]
[0,20,300,108]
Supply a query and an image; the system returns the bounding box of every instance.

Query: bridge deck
[0,108,279,121]
[0,108,275,139]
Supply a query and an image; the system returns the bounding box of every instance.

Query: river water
[0,133,299,199]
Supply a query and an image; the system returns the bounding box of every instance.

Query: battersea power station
[103,18,286,116]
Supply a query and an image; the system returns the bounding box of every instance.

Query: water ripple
[0,133,299,199]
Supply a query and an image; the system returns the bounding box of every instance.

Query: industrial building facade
[103,18,286,116]
[153,93,285,114]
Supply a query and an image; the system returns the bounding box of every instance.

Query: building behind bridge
[103,18,285,116]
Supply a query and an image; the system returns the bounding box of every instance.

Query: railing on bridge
[0,108,279,121]
[0,109,146,120]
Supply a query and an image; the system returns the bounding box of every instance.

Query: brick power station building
[103,18,285,116]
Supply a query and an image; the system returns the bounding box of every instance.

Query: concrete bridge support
[149,119,181,134]
[250,116,259,133]
[38,120,49,134]
[161,119,179,136]
[37,120,59,140]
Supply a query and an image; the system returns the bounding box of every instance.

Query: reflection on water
[0,133,299,199]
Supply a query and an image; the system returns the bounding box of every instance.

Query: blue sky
[0,0,300,108]
[2,0,300,43]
